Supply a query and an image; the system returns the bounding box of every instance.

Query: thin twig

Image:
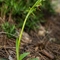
[0,45,16,49]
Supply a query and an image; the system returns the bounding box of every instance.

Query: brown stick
[40,49,54,59]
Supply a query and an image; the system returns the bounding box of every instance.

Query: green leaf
[16,38,19,53]
[16,38,19,60]
[30,58,38,60]
[19,52,30,60]
[10,25,15,33]
[14,3,18,10]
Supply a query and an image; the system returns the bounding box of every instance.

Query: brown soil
[0,31,60,60]
[0,14,60,60]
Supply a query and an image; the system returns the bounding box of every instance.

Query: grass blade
[19,52,30,60]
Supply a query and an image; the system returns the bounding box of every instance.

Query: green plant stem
[16,0,42,60]
[17,10,31,60]
[16,11,30,60]
[18,0,41,48]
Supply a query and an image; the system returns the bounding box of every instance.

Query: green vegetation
[16,0,42,60]
[2,22,16,38]
[0,0,54,60]
[0,0,54,31]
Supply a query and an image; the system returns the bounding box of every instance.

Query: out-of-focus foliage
[0,0,54,31]
[2,22,16,38]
